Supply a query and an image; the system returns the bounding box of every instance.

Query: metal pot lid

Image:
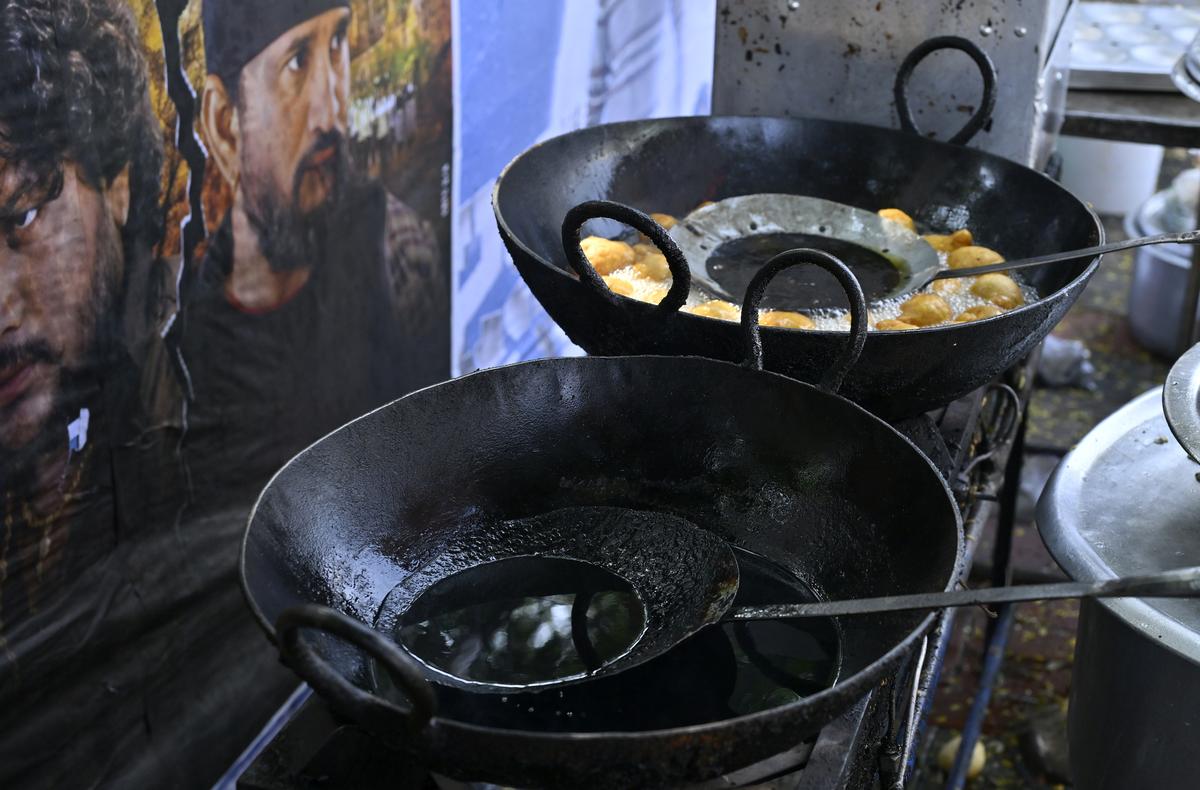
[1165,341,1200,461]
[1037,387,1200,664]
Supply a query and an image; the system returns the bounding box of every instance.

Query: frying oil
[705,232,902,307]
[397,556,646,686]
[375,548,841,732]
[609,232,1038,329]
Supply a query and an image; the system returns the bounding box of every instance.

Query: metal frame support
[942,406,1030,789]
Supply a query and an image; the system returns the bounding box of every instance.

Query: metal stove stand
[223,359,1036,790]
[881,352,1035,790]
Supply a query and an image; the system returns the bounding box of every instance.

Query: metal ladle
[389,507,1200,693]
[584,526,1200,682]
[670,194,1200,304]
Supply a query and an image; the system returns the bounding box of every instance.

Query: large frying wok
[492,38,1103,420]
[240,239,963,788]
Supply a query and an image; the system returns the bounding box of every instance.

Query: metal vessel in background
[1128,183,1200,357]
[1038,386,1200,790]
[712,0,1076,169]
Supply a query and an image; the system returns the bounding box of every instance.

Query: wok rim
[238,353,965,744]
[491,114,1105,337]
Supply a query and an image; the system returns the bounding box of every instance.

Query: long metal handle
[727,566,1200,621]
[933,231,1200,281]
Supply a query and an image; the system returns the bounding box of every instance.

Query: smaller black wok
[240,207,963,789]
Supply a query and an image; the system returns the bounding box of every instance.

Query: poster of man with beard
[173,0,452,513]
[0,0,190,783]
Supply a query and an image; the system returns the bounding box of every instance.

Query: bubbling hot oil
[606,229,1034,329]
[373,548,841,732]
[705,232,902,308]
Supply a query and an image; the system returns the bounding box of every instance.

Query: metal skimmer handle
[933,230,1200,281]
[728,566,1200,621]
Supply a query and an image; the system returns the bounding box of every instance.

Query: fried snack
[970,273,1024,309]
[602,275,635,297]
[636,286,670,305]
[634,252,671,281]
[687,300,741,321]
[878,208,916,233]
[931,278,965,296]
[580,236,636,275]
[650,213,677,230]
[898,293,953,327]
[761,310,815,330]
[954,304,1004,323]
[633,242,657,261]
[947,245,1004,271]
[923,229,974,253]
[875,319,919,331]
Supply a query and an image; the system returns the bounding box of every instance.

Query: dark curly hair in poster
[0,0,163,252]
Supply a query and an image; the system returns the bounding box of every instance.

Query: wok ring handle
[562,200,691,316]
[276,604,437,739]
[740,249,867,394]
[894,35,997,146]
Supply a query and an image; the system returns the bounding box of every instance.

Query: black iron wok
[240,230,963,788]
[492,39,1103,420]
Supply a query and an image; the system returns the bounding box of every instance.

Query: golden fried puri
[634,253,671,281]
[650,213,677,230]
[954,304,1004,323]
[923,229,974,253]
[931,278,965,296]
[947,245,1004,271]
[602,275,635,297]
[898,293,953,326]
[581,236,636,275]
[878,208,917,233]
[687,300,741,321]
[760,310,815,330]
[970,273,1024,309]
[875,319,919,331]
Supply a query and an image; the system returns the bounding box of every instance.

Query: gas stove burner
[668,194,940,309]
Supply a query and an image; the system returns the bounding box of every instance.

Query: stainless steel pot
[1038,386,1200,789]
[1127,191,1199,357]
